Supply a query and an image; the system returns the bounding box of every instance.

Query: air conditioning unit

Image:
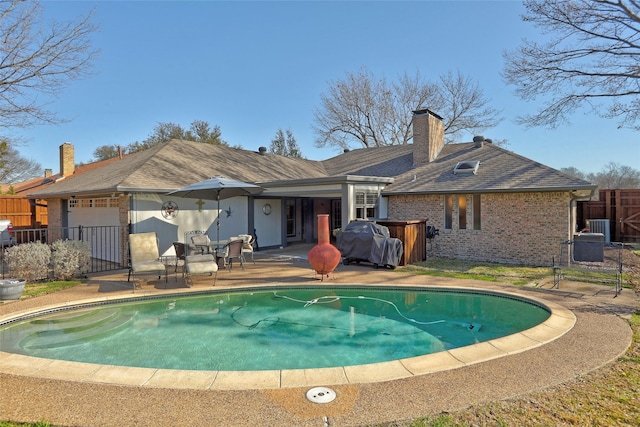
[586,219,610,243]
[573,233,605,262]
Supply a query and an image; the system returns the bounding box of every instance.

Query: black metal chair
[172,241,186,273]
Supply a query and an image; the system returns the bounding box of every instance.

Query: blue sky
[12,1,639,175]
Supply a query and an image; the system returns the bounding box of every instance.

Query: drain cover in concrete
[306,386,336,403]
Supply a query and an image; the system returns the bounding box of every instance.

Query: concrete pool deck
[0,246,638,426]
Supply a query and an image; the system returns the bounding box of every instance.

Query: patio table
[187,240,228,255]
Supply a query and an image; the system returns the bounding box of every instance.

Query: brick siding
[46,198,64,242]
[388,191,572,266]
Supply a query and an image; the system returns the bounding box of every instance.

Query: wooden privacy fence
[0,196,48,243]
[578,189,640,243]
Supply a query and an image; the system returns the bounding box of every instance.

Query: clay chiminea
[308,214,341,280]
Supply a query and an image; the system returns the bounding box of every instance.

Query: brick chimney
[412,109,445,166]
[60,142,75,177]
[44,169,52,178]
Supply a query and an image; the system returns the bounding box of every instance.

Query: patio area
[0,244,637,426]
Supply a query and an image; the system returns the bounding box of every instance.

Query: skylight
[453,161,480,175]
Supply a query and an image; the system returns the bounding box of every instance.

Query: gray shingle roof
[27,139,594,198]
[322,145,414,177]
[384,142,593,194]
[28,140,328,197]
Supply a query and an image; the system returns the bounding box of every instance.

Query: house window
[473,194,481,230]
[355,192,377,219]
[444,195,453,229]
[93,198,108,208]
[331,199,342,231]
[458,195,467,230]
[69,197,118,209]
[285,199,296,237]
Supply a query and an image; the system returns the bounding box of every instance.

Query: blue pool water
[0,286,550,370]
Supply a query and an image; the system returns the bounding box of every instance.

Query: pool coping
[0,283,576,390]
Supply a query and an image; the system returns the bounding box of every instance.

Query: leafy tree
[503,0,640,130]
[269,128,303,158]
[0,140,42,185]
[93,120,227,160]
[129,122,186,152]
[269,129,286,155]
[561,162,640,188]
[184,120,224,145]
[92,145,123,161]
[313,67,502,151]
[0,1,97,128]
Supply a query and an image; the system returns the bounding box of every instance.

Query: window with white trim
[69,198,119,209]
[355,192,377,219]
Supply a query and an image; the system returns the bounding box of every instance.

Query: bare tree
[591,162,640,189]
[0,140,41,184]
[561,162,640,188]
[0,1,98,128]
[313,67,502,151]
[560,166,588,181]
[439,71,503,143]
[503,0,640,129]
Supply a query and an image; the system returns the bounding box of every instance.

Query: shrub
[51,239,92,280]
[3,242,51,281]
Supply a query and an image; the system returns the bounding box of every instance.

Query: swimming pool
[0,286,552,371]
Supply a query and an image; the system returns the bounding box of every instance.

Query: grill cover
[336,221,403,268]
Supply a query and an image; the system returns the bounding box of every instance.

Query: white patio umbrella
[168,176,263,245]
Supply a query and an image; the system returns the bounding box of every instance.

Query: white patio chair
[190,233,213,255]
[128,232,167,290]
[237,234,255,264]
[184,254,218,287]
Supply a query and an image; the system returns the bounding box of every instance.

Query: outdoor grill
[336,221,403,269]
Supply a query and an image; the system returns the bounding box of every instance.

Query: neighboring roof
[383,142,594,194]
[25,138,595,199]
[3,155,131,196]
[0,175,56,195]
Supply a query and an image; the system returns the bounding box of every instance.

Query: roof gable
[322,145,414,177]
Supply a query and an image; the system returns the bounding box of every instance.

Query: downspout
[129,193,135,234]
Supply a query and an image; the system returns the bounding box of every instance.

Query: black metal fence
[1,225,128,279]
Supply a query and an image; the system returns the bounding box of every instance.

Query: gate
[2,225,128,277]
[578,189,640,243]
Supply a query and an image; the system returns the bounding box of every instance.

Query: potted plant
[0,279,26,300]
